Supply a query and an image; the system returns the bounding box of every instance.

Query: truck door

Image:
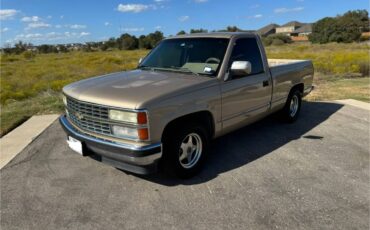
[220,37,272,132]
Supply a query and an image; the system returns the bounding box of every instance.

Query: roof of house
[257,23,280,35]
[280,21,304,27]
[292,23,313,33]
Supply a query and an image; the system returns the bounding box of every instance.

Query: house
[257,23,280,37]
[291,23,313,36]
[275,21,304,35]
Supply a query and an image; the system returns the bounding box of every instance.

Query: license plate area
[67,136,84,156]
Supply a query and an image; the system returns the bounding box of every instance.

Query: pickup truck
[60,32,314,178]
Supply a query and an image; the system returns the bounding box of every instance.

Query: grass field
[1,43,369,136]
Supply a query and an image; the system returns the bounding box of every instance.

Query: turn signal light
[138,128,149,140]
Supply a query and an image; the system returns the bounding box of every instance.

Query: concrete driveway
[1,102,369,230]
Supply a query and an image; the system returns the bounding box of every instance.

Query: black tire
[281,89,302,123]
[162,123,209,178]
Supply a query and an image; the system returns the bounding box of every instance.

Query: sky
[0,0,368,46]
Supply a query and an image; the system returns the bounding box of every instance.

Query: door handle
[263,80,269,87]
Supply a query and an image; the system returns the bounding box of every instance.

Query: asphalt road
[1,102,369,230]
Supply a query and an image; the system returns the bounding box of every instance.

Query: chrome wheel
[179,133,203,169]
[289,95,299,117]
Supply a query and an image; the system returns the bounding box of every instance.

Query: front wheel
[162,124,209,178]
[281,90,302,123]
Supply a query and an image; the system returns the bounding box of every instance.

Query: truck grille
[66,96,112,135]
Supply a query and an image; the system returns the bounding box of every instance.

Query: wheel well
[161,111,215,142]
[291,83,304,95]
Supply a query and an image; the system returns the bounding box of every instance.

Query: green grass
[1,43,369,136]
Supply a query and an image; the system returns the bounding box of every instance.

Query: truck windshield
[139,38,229,76]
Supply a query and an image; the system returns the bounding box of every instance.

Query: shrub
[262,34,293,46]
[23,50,35,60]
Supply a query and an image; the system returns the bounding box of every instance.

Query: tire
[162,123,209,178]
[281,89,302,123]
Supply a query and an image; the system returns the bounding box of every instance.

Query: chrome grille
[66,97,112,135]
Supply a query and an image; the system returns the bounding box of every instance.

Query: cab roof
[166,32,258,40]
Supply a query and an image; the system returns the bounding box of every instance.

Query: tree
[117,33,138,50]
[139,31,164,49]
[190,28,208,33]
[309,9,369,43]
[177,30,186,35]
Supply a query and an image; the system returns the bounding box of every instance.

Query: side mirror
[138,57,143,64]
[230,61,252,76]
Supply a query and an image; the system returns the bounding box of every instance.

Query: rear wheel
[162,124,209,178]
[282,89,302,123]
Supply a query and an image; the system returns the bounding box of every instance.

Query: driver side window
[229,38,264,76]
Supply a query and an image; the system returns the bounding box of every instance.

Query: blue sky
[0,0,368,46]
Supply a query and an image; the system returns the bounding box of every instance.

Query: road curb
[335,99,370,111]
[0,114,60,169]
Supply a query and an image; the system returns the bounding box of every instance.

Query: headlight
[112,125,149,140]
[109,110,147,124]
[62,95,67,106]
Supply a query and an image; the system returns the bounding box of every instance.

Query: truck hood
[63,69,214,109]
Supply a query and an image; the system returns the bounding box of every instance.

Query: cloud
[121,27,145,32]
[154,0,166,2]
[104,22,111,26]
[178,15,189,22]
[55,25,62,28]
[11,31,91,43]
[26,22,51,30]
[194,0,208,2]
[70,24,87,29]
[155,25,162,29]
[0,9,19,20]
[117,4,153,13]
[79,32,90,37]
[60,15,64,19]
[274,7,304,13]
[1,27,9,32]
[253,14,263,18]
[21,16,41,22]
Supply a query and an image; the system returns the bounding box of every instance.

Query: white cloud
[0,9,19,20]
[253,14,263,18]
[11,31,91,43]
[117,4,152,13]
[274,7,304,13]
[1,27,9,32]
[178,15,189,22]
[155,25,162,29]
[104,22,111,26]
[194,0,208,2]
[70,24,87,29]
[60,15,64,19]
[79,32,90,37]
[26,22,51,30]
[21,16,41,22]
[55,25,62,28]
[121,27,145,32]
[154,0,166,2]
[47,15,52,19]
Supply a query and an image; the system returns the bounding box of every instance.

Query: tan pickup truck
[60,32,314,178]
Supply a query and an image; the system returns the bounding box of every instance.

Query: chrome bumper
[59,115,162,174]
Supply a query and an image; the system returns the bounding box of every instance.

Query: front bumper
[59,115,162,174]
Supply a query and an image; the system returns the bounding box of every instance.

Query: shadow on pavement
[132,102,343,185]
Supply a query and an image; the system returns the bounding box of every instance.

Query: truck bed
[267,59,310,67]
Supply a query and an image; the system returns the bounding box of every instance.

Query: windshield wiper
[138,65,154,71]
[162,66,199,76]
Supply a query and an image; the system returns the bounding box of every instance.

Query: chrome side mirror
[230,61,252,76]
